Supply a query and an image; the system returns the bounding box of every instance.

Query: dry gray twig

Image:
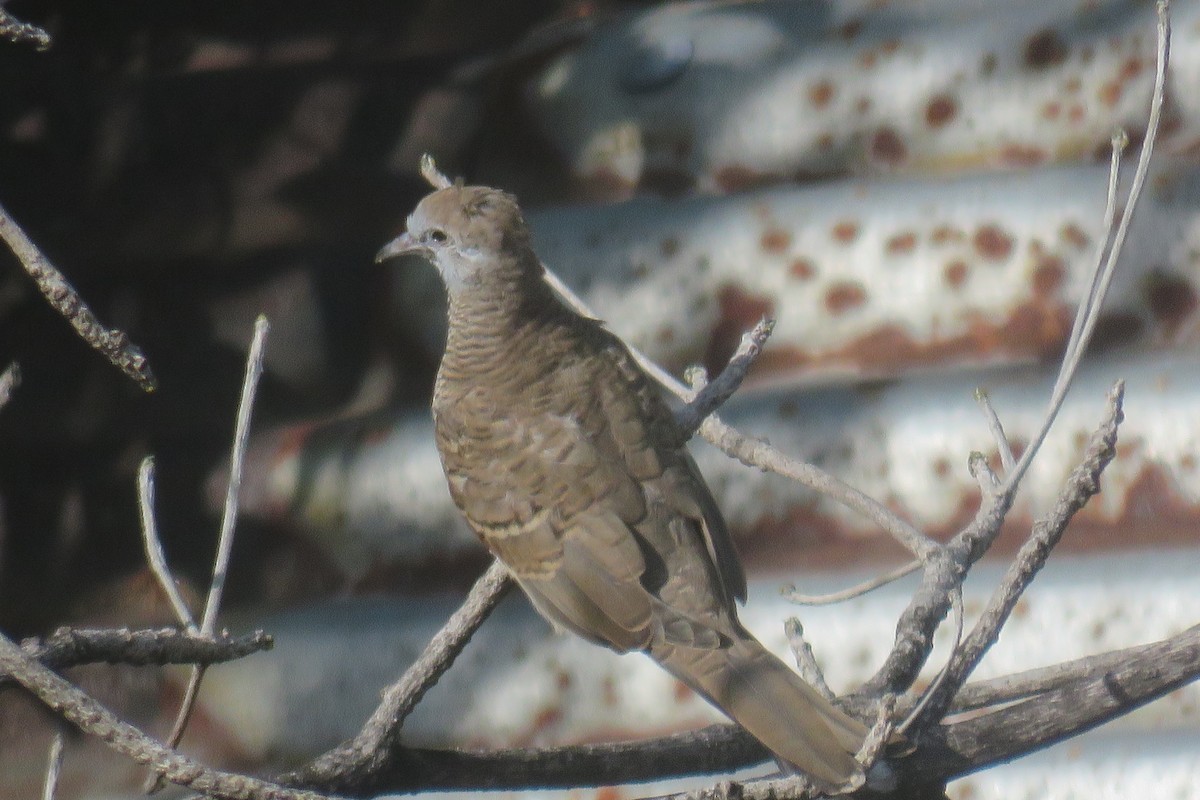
[0,361,20,411]
[865,1,1169,697]
[914,383,1124,726]
[138,456,197,631]
[150,315,269,792]
[40,732,64,800]
[287,559,513,791]
[782,560,920,606]
[674,317,774,440]
[0,630,325,800]
[0,6,50,49]
[784,618,835,701]
[0,201,155,390]
[3,627,271,683]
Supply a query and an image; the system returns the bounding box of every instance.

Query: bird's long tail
[652,632,867,790]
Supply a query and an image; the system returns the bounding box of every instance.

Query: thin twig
[0,200,155,390]
[40,732,64,800]
[0,631,328,800]
[915,383,1124,726]
[542,262,935,558]
[973,389,1014,475]
[674,318,774,440]
[1002,0,1168,495]
[138,457,197,630]
[782,560,919,606]
[855,694,896,775]
[149,316,269,792]
[9,627,271,677]
[864,3,1168,696]
[287,559,513,790]
[0,7,51,49]
[203,314,269,634]
[784,618,834,700]
[896,586,962,737]
[0,361,19,411]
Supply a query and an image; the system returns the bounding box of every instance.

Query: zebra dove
[376,174,868,790]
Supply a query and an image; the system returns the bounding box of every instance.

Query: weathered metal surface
[391,161,1200,380]
[234,348,1200,582]
[526,0,1200,195]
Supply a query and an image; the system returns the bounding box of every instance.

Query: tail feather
[653,634,867,790]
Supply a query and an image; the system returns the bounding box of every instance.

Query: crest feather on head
[419,154,454,190]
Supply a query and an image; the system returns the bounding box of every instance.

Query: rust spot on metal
[925,94,958,128]
[931,225,964,245]
[789,257,816,280]
[980,52,998,76]
[601,675,619,707]
[839,17,864,40]
[870,127,907,165]
[674,679,695,703]
[1067,104,1086,123]
[760,228,792,254]
[1024,29,1069,69]
[1145,271,1198,335]
[1064,77,1083,93]
[531,705,563,733]
[816,132,835,151]
[933,457,952,478]
[1042,101,1062,120]
[655,326,676,345]
[1060,222,1090,249]
[808,79,835,108]
[832,220,860,243]
[858,49,878,69]
[1099,80,1122,107]
[880,38,901,55]
[825,281,868,314]
[556,670,572,691]
[886,231,917,255]
[660,236,680,258]
[944,260,969,288]
[1000,144,1047,167]
[596,787,625,800]
[714,164,771,193]
[855,96,872,114]
[973,224,1014,261]
[1032,255,1066,297]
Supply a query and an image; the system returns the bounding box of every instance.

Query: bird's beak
[375,232,424,264]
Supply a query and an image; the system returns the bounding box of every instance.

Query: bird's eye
[427,228,448,244]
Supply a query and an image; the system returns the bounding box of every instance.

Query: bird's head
[376,179,533,295]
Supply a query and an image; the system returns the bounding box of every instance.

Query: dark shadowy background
[0,0,604,633]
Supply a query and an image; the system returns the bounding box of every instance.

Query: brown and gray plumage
[376,179,867,790]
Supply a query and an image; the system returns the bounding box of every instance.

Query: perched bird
[376,166,868,790]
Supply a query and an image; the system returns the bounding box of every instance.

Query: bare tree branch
[863,0,1169,694]
[0,7,51,49]
[0,630,327,800]
[1,627,271,682]
[287,558,513,790]
[674,317,774,440]
[915,382,1124,726]
[138,457,198,631]
[151,315,269,791]
[40,732,64,800]
[0,200,156,390]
